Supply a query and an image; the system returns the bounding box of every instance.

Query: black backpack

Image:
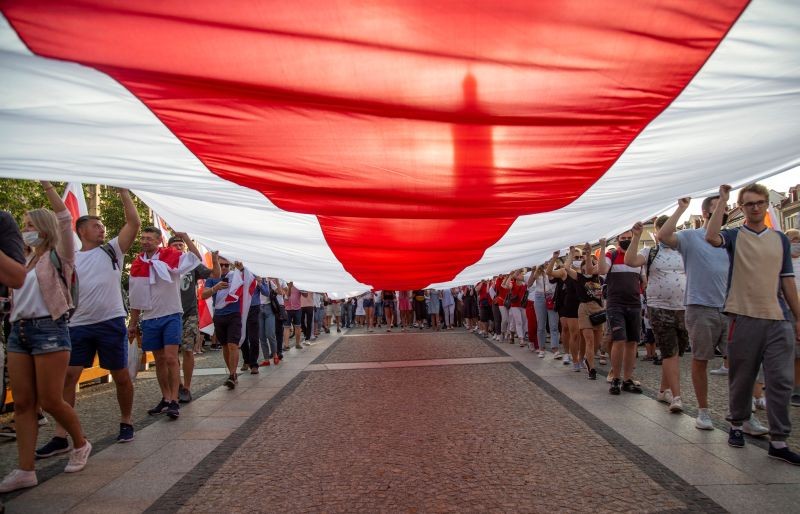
[98,243,128,313]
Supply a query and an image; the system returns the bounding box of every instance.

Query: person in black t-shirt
[0,211,26,420]
[548,247,582,365]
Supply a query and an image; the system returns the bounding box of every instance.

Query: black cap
[167,236,182,245]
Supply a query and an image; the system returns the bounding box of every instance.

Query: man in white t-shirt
[625,216,688,414]
[36,189,140,459]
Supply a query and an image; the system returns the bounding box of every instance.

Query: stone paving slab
[3,337,334,513]
[317,330,502,364]
[159,359,721,513]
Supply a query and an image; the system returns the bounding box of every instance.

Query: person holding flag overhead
[128,228,201,420]
[168,237,220,404]
[36,187,140,461]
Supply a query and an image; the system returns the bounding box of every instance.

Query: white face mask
[572,260,582,267]
[22,231,43,247]
[792,243,800,257]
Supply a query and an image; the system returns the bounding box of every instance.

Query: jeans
[258,305,277,359]
[533,294,560,351]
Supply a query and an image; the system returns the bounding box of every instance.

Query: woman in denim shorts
[0,181,91,493]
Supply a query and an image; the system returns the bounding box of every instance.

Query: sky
[673,167,798,223]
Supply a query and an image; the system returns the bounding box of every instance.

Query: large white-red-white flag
[1,1,798,295]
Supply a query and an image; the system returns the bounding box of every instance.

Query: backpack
[50,249,78,319]
[645,245,660,279]
[552,279,565,312]
[99,242,129,313]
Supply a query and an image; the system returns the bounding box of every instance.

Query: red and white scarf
[129,247,200,311]
[213,268,257,345]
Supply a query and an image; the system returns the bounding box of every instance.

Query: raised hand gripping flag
[1,1,798,295]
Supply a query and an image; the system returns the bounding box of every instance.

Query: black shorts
[214,312,242,346]
[607,306,641,343]
[479,305,493,323]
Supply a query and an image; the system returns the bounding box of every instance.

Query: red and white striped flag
[196,242,215,336]
[61,182,88,247]
[151,210,172,248]
[1,1,798,295]
[61,182,88,224]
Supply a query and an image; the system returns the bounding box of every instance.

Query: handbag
[589,310,607,326]
[543,279,555,310]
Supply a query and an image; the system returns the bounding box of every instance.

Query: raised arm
[175,232,202,260]
[582,242,600,275]
[42,180,67,213]
[209,250,221,279]
[658,197,689,249]
[624,224,647,267]
[597,238,610,275]
[116,188,141,253]
[546,251,567,280]
[705,185,730,247]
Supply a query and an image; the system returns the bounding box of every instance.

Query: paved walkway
[3,329,800,513]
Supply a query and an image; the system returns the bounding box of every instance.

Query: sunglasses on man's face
[220,263,230,268]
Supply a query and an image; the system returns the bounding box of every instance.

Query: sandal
[0,425,16,438]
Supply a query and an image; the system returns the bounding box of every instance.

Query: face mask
[22,231,43,247]
[618,240,631,251]
[791,243,800,257]
[572,260,582,267]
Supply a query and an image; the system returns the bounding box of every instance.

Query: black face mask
[618,240,631,251]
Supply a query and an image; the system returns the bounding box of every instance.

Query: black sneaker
[35,436,70,459]
[166,401,180,420]
[224,375,236,389]
[116,423,135,443]
[609,378,621,395]
[588,368,597,380]
[768,445,800,465]
[178,385,192,403]
[147,398,169,415]
[728,427,745,448]
[652,356,663,366]
[622,379,643,394]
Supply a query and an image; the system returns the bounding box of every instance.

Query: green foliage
[0,179,67,223]
[0,178,151,287]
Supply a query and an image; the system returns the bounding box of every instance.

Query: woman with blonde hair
[0,181,91,493]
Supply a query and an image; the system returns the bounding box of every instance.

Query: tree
[0,178,152,287]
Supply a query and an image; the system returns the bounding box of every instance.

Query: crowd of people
[0,180,798,493]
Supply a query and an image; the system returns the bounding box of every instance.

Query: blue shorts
[363,299,374,308]
[69,317,128,370]
[141,313,182,352]
[8,316,71,356]
[283,309,301,328]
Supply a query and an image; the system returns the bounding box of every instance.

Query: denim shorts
[141,313,182,352]
[607,306,642,343]
[69,316,128,370]
[8,316,71,356]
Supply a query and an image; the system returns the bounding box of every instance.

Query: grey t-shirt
[179,264,213,317]
[674,227,728,308]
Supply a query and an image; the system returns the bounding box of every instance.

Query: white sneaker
[695,409,713,430]
[563,356,572,366]
[64,440,92,473]
[743,415,769,437]
[537,351,545,358]
[553,352,563,360]
[0,469,37,493]
[754,397,767,411]
[656,389,674,404]
[669,396,683,413]
[710,365,729,376]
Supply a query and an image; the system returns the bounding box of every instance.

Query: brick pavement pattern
[169,332,720,513]
[319,331,501,363]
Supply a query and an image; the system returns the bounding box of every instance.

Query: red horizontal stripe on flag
[3,1,748,286]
